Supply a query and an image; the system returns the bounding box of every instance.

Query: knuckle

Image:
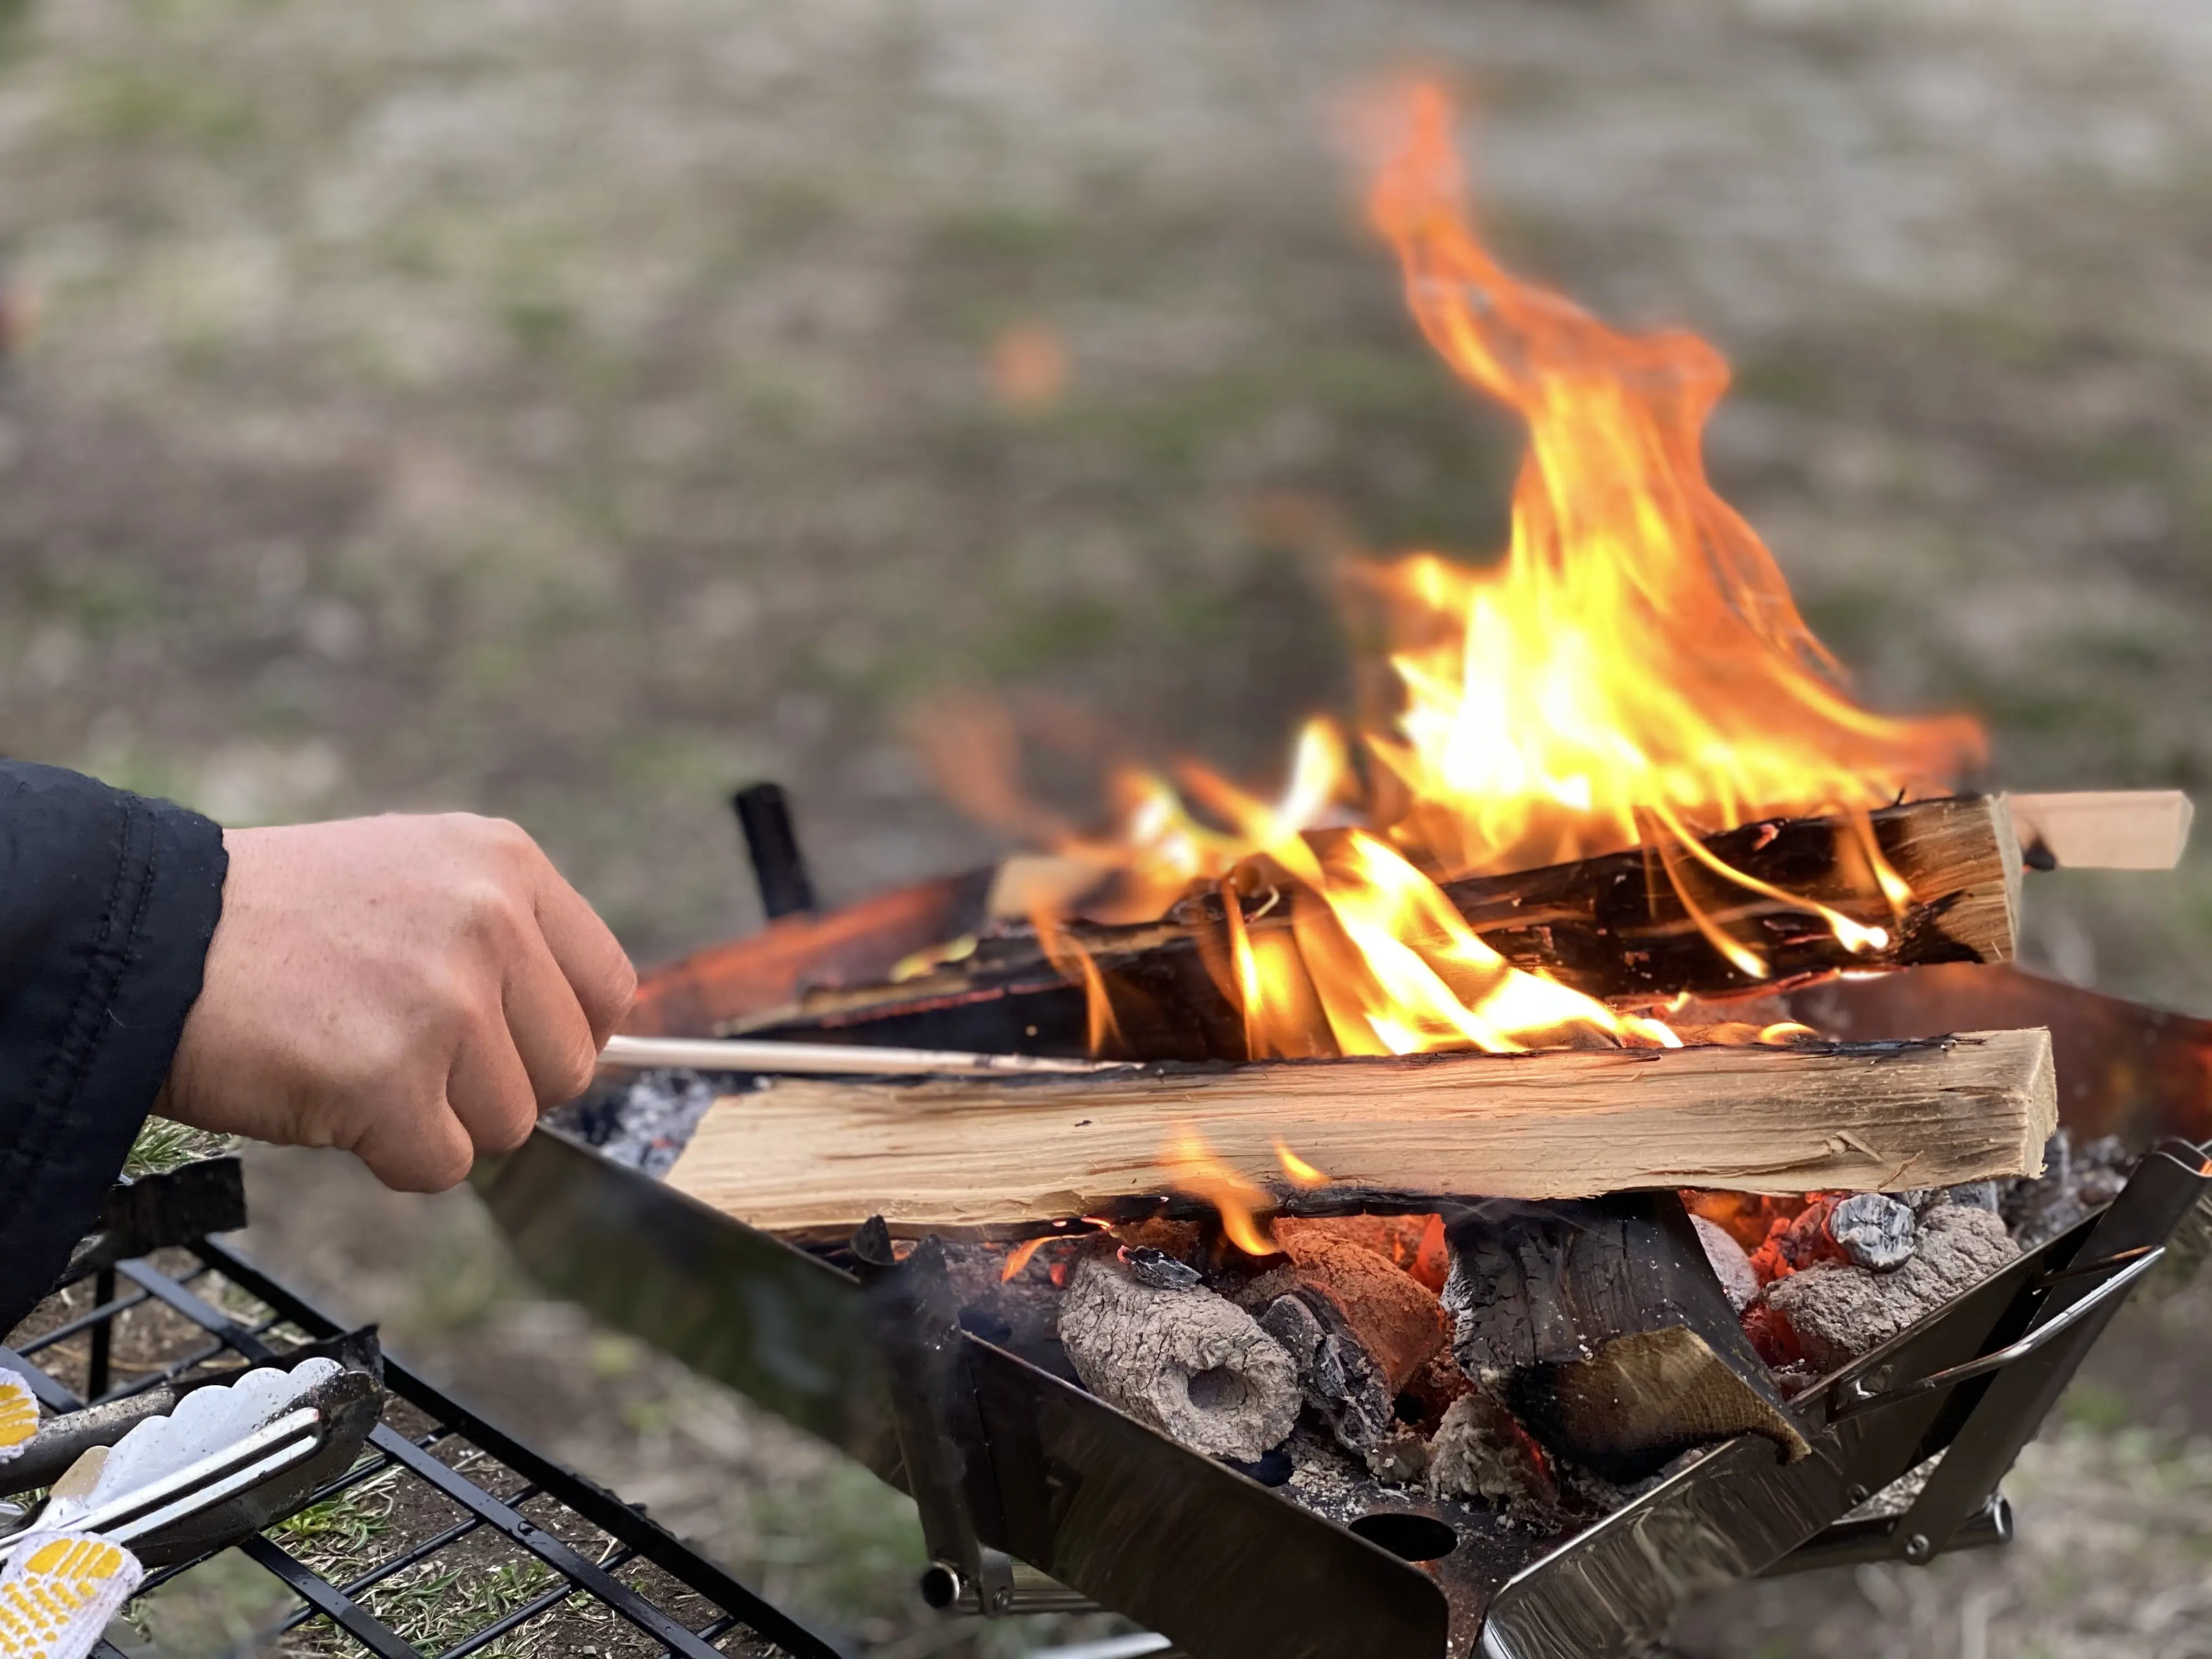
[548,1040,599,1105]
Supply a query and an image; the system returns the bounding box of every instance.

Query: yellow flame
[926,82,1983,1066]
[1164,1126,1279,1256]
[1274,1141,1333,1189]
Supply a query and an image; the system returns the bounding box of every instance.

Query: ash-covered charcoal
[1759,1204,2020,1370]
[1121,1245,1201,1291]
[1259,1289,1395,1451]
[1239,1227,1447,1454]
[1058,1258,1301,1462]
[1826,1193,1916,1271]
[1424,1387,1559,1524]
[935,1240,1079,1381]
[2002,1129,2136,1249]
[1690,1216,1760,1312]
[570,1068,733,1177]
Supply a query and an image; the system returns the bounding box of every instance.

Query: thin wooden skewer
[597,1032,1135,1079]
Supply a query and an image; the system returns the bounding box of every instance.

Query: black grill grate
[1,1239,841,1659]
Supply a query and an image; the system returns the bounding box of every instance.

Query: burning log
[1056,1258,1302,1461]
[1443,1193,1809,1481]
[739,795,2021,1059]
[663,1028,2057,1235]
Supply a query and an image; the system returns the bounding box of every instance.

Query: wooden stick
[664,1027,2057,1236]
[596,1032,1131,1079]
[2002,790,2193,871]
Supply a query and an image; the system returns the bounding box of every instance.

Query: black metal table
[1,1238,843,1659]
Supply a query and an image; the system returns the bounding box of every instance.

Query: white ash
[1692,1215,1760,1312]
[2003,1128,2134,1250]
[1425,1389,1559,1525]
[1057,1259,1301,1462]
[568,1068,744,1177]
[1764,1205,2021,1370]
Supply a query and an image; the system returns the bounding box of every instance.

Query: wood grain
[665,1027,2056,1235]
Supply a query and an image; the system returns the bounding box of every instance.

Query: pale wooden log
[664,1028,2057,1237]
[2002,790,2193,871]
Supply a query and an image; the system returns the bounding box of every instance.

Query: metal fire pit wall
[478,887,2212,1659]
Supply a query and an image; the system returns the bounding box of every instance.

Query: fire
[1164,1127,1280,1256]
[932,80,1983,1081]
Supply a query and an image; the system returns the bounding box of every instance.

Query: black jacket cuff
[0,763,227,1334]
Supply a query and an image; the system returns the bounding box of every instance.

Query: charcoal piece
[1690,1216,1760,1312]
[1271,1230,1446,1391]
[1935,1181,2000,1212]
[2002,1128,2133,1249]
[1827,1193,1916,1271]
[1121,1246,1201,1291]
[1364,1426,1431,1485]
[1444,1194,1809,1480]
[1763,1204,2021,1370]
[1260,1291,1395,1452]
[1424,1389,1558,1523]
[1395,1347,1473,1434]
[1058,1261,1301,1462]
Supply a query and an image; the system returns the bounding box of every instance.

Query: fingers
[349,1091,476,1193]
[501,927,602,1107]
[447,1011,543,1155]
[523,850,637,1047]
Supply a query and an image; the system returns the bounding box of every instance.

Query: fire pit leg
[850,1222,1020,1617]
[1877,1136,2212,1559]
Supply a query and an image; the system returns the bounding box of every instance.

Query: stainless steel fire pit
[478,869,2212,1659]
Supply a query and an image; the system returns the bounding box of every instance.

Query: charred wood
[730,795,2019,1061]
[1444,1193,1810,1482]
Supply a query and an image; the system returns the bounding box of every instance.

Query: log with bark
[1443,1192,1808,1481]
[663,1026,2057,1237]
[724,795,2021,1062]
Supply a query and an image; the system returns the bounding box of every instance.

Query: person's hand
[156,814,636,1191]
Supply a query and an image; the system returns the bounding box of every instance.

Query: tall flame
[934,82,1983,1080]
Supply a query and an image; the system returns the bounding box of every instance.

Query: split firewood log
[665,1028,2058,1237]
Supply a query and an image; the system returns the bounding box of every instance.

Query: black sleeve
[0,762,227,1335]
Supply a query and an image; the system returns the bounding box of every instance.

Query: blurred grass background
[4,0,2211,1652]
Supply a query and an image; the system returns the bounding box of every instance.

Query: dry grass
[4,0,2212,1651]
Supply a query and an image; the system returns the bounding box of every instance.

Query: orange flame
[932,82,1984,1075]
[1164,1126,1279,1256]
[1000,1235,1051,1282]
[1274,1141,1333,1189]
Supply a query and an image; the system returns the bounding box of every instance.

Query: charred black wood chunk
[1442,1193,1809,1482]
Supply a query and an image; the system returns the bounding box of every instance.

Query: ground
[3,0,2211,1652]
